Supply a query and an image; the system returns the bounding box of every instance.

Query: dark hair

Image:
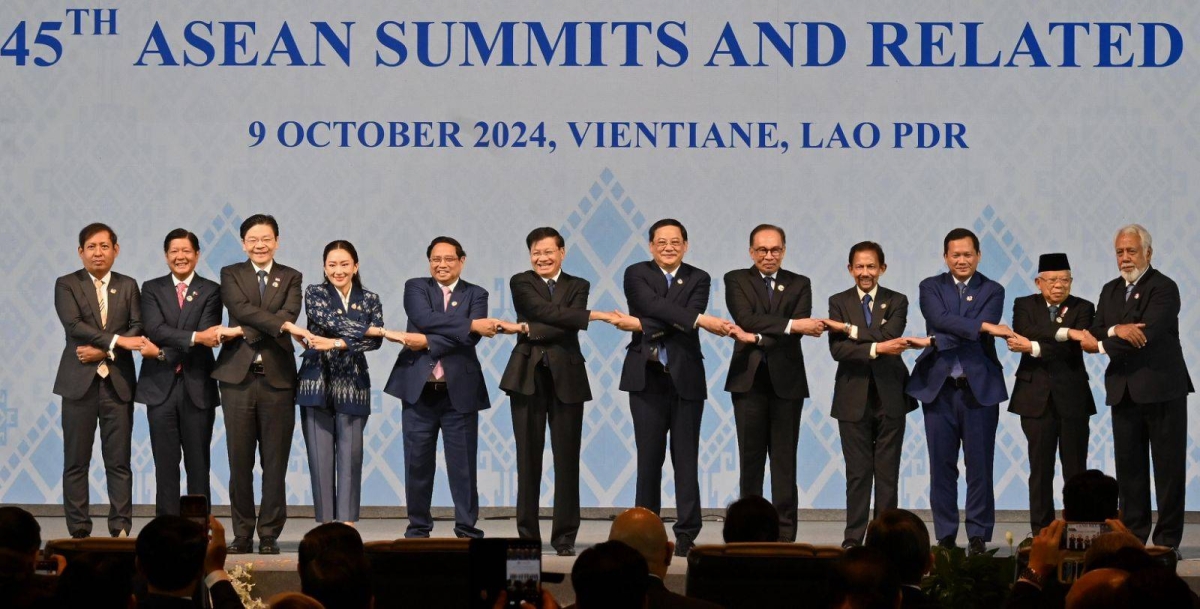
[648,218,687,243]
[571,540,649,609]
[136,516,207,591]
[748,224,786,246]
[848,241,887,267]
[1063,469,1119,522]
[78,223,117,248]
[723,495,780,543]
[323,240,363,289]
[1123,565,1196,608]
[55,553,134,609]
[426,236,465,259]
[942,228,979,254]
[0,506,41,556]
[162,228,200,253]
[865,508,930,585]
[525,226,565,250]
[1085,544,1155,574]
[298,523,372,609]
[831,546,902,609]
[239,213,279,239]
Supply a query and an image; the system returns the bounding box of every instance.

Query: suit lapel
[550,273,569,305]
[238,262,262,307]
[663,264,684,300]
[844,289,867,328]
[449,281,468,316]
[260,268,283,309]
[79,270,106,329]
[1121,268,1152,317]
[960,274,982,316]
[529,271,552,303]
[163,278,184,328]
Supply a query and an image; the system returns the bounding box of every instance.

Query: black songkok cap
[1038,253,1070,273]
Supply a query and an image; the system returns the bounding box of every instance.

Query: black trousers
[1020,396,1089,534]
[220,374,296,540]
[732,365,803,542]
[838,380,905,544]
[629,364,703,542]
[62,376,133,536]
[511,365,584,550]
[147,375,215,516]
[1112,392,1187,548]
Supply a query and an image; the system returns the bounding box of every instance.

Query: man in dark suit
[136,228,225,517]
[723,224,825,542]
[384,236,503,539]
[906,228,1011,555]
[611,218,732,556]
[136,515,244,609]
[1005,253,1097,535]
[823,242,917,548]
[1089,224,1193,549]
[53,223,153,538]
[212,214,306,555]
[499,227,615,556]
[864,509,940,609]
[608,507,723,609]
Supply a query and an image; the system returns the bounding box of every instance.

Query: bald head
[609,507,672,578]
[1066,568,1130,609]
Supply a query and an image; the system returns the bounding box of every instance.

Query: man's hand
[905,336,933,349]
[875,338,910,356]
[608,311,642,332]
[1006,335,1033,354]
[139,339,162,359]
[470,318,501,337]
[1114,323,1147,348]
[496,321,524,335]
[823,319,849,334]
[1028,519,1065,578]
[728,326,758,344]
[114,336,144,351]
[383,330,408,343]
[981,323,1015,338]
[790,318,826,337]
[195,326,222,348]
[282,321,310,339]
[1104,518,1136,539]
[403,333,429,351]
[204,516,227,576]
[216,326,243,342]
[492,590,560,609]
[76,345,107,364]
[589,310,617,324]
[1079,332,1100,353]
[697,315,733,337]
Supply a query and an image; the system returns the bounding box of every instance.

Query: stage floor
[31,511,1200,605]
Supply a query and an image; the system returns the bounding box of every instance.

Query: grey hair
[1115,224,1152,250]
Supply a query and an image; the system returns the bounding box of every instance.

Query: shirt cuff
[1098,341,1107,355]
[1030,341,1041,358]
[190,332,197,347]
[204,569,231,588]
[693,314,701,329]
[869,342,877,359]
[782,321,791,335]
[1107,325,1117,338]
[848,324,859,341]
[1055,327,1070,342]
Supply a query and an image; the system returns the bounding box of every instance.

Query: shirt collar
[955,274,974,287]
[658,264,681,277]
[544,271,562,284]
[759,271,778,281]
[856,285,879,302]
[173,272,196,288]
[88,271,112,286]
[251,260,273,275]
[437,279,459,293]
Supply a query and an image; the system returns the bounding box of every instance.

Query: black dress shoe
[674,538,694,558]
[968,537,987,556]
[937,535,958,550]
[555,547,576,557]
[70,530,90,539]
[259,537,280,555]
[227,536,252,554]
[841,539,861,550]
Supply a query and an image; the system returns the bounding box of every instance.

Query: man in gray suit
[53,223,154,537]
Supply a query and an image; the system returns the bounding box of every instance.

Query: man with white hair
[1089,224,1193,551]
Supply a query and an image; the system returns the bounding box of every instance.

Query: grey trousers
[62,376,133,536]
[300,405,366,523]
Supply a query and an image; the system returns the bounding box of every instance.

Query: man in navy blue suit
[384,236,504,538]
[906,228,1011,555]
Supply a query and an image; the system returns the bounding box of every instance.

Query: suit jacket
[53,269,143,402]
[906,272,1008,406]
[1089,266,1194,404]
[211,260,303,389]
[1008,293,1096,418]
[618,261,710,402]
[646,576,724,609]
[499,270,592,404]
[901,584,942,609]
[139,581,243,609]
[135,273,222,409]
[722,267,811,400]
[297,283,384,416]
[827,286,917,421]
[383,276,491,413]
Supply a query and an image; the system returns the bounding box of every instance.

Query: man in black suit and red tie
[499,227,616,556]
[723,224,826,542]
[1005,253,1096,535]
[136,228,225,517]
[212,214,308,555]
[822,241,917,548]
[1089,224,1193,550]
[611,218,733,557]
[53,222,154,538]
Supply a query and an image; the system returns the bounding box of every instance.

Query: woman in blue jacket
[298,240,387,525]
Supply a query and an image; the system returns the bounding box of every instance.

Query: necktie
[257,270,268,300]
[958,282,967,299]
[764,275,775,304]
[657,273,673,367]
[175,283,187,372]
[1049,304,1060,323]
[94,278,109,378]
[546,278,556,296]
[950,282,965,379]
[862,294,873,327]
[432,286,451,380]
[1125,283,1134,302]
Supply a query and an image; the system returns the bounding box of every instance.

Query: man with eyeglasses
[212,214,308,555]
[611,218,732,556]
[1004,253,1097,535]
[723,224,826,542]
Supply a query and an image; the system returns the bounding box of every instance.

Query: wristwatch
[334,339,345,350]
[1019,566,1051,588]
[155,352,166,362]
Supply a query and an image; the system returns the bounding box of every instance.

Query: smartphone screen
[34,558,58,576]
[180,494,210,529]
[505,542,541,608]
[1059,522,1110,551]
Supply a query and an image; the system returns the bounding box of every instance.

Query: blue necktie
[257,270,268,300]
[765,275,775,304]
[658,273,673,367]
[950,282,965,378]
[1050,304,1060,323]
[546,278,556,297]
[1125,283,1134,302]
[862,294,873,327]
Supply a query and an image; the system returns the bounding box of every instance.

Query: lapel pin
[1134,293,1140,300]
[1056,317,1063,323]
[186,296,194,302]
[776,284,785,291]
[192,290,198,298]
[272,280,280,288]
[110,288,117,294]
[676,278,683,285]
[880,303,888,310]
[451,301,458,307]
[966,295,974,302]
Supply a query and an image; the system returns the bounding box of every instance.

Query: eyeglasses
[244,237,276,247]
[429,257,461,265]
[752,247,785,257]
[653,240,684,250]
[1038,277,1073,286]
